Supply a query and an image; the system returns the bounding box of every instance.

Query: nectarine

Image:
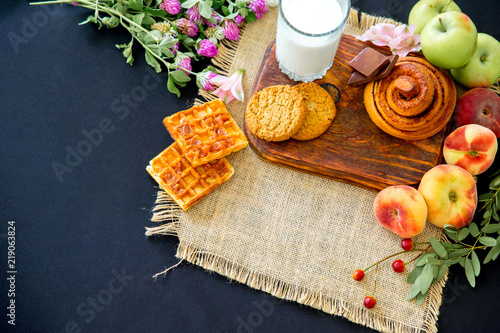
[443,124,498,176]
[418,164,477,229]
[373,185,427,238]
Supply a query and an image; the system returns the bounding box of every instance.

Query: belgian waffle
[146,142,234,211]
[163,99,248,167]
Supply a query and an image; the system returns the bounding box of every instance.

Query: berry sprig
[353,238,429,308]
[354,171,500,308]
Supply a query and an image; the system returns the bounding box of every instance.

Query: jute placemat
[146,7,448,333]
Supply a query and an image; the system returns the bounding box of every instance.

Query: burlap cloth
[146,7,449,333]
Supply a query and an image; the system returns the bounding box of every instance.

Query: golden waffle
[163,99,248,167]
[146,142,234,211]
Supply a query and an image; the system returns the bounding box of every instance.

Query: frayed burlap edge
[145,8,499,333]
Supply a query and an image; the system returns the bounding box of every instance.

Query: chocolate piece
[373,54,399,80]
[347,71,372,86]
[348,54,400,85]
[349,47,390,79]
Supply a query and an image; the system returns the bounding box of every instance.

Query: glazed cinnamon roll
[364,57,456,140]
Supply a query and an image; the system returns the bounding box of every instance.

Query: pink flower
[202,10,221,27]
[196,69,218,91]
[357,23,421,57]
[234,14,245,25]
[187,5,201,22]
[176,57,192,75]
[170,41,179,56]
[197,39,218,57]
[223,21,240,41]
[249,0,268,19]
[210,69,245,104]
[159,0,182,15]
[177,18,199,37]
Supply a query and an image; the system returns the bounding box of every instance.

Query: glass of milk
[276,0,351,82]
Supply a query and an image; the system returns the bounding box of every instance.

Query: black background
[1,0,500,332]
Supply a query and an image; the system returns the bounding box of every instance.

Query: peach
[443,124,498,176]
[373,185,427,238]
[418,164,477,229]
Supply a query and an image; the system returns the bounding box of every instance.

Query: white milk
[276,0,349,81]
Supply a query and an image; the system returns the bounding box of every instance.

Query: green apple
[409,0,461,34]
[450,33,500,88]
[420,11,477,69]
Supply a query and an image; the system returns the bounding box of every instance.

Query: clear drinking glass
[275,0,351,82]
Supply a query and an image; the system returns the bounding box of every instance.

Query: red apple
[418,164,477,229]
[373,185,427,238]
[453,88,500,138]
[443,124,498,176]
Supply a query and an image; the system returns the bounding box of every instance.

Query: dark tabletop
[1,1,500,332]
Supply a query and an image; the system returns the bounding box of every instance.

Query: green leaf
[416,291,427,305]
[479,236,497,247]
[182,0,200,9]
[484,241,500,264]
[493,212,500,222]
[489,175,500,189]
[128,0,144,11]
[198,1,213,18]
[444,224,458,231]
[407,276,422,301]
[145,51,161,73]
[212,0,224,9]
[221,5,230,16]
[440,258,461,265]
[167,76,181,97]
[407,265,424,284]
[170,70,191,82]
[245,10,257,23]
[132,12,145,26]
[414,253,436,267]
[483,210,492,219]
[433,264,448,284]
[464,258,476,287]
[457,228,470,241]
[471,250,481,277]
[419,264,434,294]
[429,237,448,259]
[143,8,168,18]
[481,224,500,234]
[469,223,480,237]
[142,15,156,26]
[239,7,248,17]
[448,248,470,259]
[479,192,495,202]
[106,16,120,29]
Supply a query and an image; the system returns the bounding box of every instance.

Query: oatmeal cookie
[291,82,336,141]
[245,85,307,142]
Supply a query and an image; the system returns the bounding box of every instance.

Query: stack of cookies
[146,99,248,210]
[245,82,336,142]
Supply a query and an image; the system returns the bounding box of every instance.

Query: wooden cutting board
[244,35,449,191]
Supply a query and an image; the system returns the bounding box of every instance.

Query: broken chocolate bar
[347,54,400,85]
[349,47,390,79]
[373,54,399,80]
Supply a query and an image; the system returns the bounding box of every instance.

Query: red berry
[352,269,365,281]
[401,238,414,251]
[392,259,405,273]
[363,296,377,309]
